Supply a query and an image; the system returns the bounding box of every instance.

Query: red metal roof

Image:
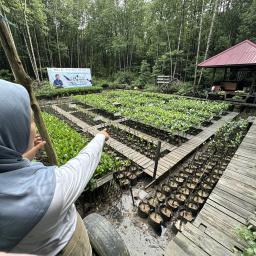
[198,40,256,68]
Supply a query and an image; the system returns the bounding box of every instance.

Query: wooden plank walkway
[148,112,238,178]
[165,119,256,256]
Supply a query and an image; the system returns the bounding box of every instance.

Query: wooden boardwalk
[165,119,256,256]
[52,105,237,179]
[147,112,238,179]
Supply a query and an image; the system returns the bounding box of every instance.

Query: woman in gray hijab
[0,80,109,255]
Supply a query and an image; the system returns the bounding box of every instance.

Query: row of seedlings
[137,119,249,233]
[101,125,170,160]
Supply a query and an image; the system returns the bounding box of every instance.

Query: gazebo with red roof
[198,40,256,103]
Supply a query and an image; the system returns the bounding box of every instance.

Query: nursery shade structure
[198,40,256,99]
[198,40,256,68]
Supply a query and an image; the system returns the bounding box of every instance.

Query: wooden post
[153,141,161,179]
[223,67,227,81]
[129,185,135,206]
[0,14,58,165]
[212,68,216,83]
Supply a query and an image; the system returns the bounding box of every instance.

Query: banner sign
[47,68,92,88]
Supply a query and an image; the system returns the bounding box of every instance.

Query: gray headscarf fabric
[0,80,56,251]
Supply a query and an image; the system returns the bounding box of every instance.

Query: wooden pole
[153,141,161,179]
[212,68,216,83]
[223,67,227,81]
[0,15,58,165]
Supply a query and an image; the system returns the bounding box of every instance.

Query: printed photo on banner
[47,68,92,88]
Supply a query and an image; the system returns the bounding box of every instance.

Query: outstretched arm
[55,130,109,211]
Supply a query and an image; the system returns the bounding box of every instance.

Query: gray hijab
[0,80,56,251]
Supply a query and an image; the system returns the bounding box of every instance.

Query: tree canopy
[0,0,255,83]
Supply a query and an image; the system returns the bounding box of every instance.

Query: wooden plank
[182,222,234,256]
[137,156,150,165]
[227,163,256,179]
[209,192,254,220]
[142,168,154,176]
[132,153,144,162]
[165,233,210,256]
[222,171,256,189]
[217,177,256,204]
[213,187,256,213]
[193,213,247,251]
[201,203,246,228]
[232,154,256,164]
[235,149,256,160]
[95,173,113,188]
[206,199,247,224]
[216,182,256,207]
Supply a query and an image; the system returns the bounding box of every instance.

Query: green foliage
[114,71,136,85]
[136,60,152,87]
[0,69,14,81]
[73,90,230,134]
[1,0,256,83]
[152,61,162,77]
[214,119,248,148]
[35,81,102,99]
[35,81,56,95]
[42,112,121,189]
[236,226,256,256]
[42,112,87,165]
[173,82,197,96]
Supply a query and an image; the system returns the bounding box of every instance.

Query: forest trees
[0,0,255,86]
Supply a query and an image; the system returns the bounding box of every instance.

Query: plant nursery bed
[120,119,188,146]
[73,91,230,135]
[201,120,213,127]
[186,126,203,136]
[75,101,94,109]
[90,108,121,120]
[55,103,78,112]
[100,125,170,159]
[138,119,249,233]
[72,111,105,126]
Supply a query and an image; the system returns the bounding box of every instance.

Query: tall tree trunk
[173,0,186,76]
[34,28,43,80]
[193,0,205,92]
[0,15,58,165]
[77,33,80,68]
[184,52,189,81]
[70,40,73,67]
[46,37,53,66]
[24,0,40,81]
[43,38,50,68]
[55,21,61,67]
[163,19,173,77]
[198,0,219,86]
[23,33,35,73]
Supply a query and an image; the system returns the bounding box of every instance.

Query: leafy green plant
[42,112,87,165]
[236,226,256,256]
[35,81,102,99]
[42,112,121,189]
[73,90,230,134]
[136,60,152,87]
[114,71,136,85]
[0,69,14,81]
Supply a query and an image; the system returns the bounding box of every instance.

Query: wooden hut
[198,40,256,103]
